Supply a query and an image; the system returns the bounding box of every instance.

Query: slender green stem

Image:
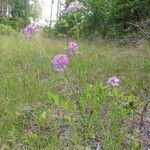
[66,32,69,48]
[63,71,80,110]
[75,12,79,41]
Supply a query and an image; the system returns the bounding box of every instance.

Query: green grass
[0,34,150,149]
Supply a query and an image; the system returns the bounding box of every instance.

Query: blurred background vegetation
[0,0,41,31]
[0,0,150,39]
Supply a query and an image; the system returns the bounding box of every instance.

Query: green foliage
[0,23,15,34]
[54,13,81,38]
[0,0,41,30]
[48,82,137,149]
[29,0,42,21]
[48,91,74,111]
[41,26,63,38]
[0,34,150,149]
[11,0,28,20]
[0,15,10,24]
[54,0,150,38]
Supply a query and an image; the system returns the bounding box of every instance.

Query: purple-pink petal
[23,23,38,36]
[65,0,82,13]
[68,41,78,52]
[107,76,120,86]
[52,54,69,72]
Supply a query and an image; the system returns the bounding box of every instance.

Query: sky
[38,0,65,26]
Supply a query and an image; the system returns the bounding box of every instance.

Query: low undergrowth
[0,35,150,149]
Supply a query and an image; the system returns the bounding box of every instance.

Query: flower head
[73,0,82,9]
[68,41,78,52]
[23,23,38,36]
[52,54,69,72]
[66,0,82,13]
[107,76,120,86]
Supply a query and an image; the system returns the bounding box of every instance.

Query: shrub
[0,24,15,35]
[54,0,150,39]
[41,26,66,38]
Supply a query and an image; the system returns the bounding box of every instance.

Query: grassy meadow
[0,34,150,149]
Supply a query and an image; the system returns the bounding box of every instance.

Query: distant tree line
[0,0,40,30]
[54,0,150,38]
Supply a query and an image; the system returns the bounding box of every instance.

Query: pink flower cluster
[23,23,38,36]
[107,76,120,86]
[52,54,69,72]
[52,41,78,72]
[52,44,121,87]
[66,0,82,13]
[68,41,78,53]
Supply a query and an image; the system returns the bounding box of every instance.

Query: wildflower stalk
[66,32,69,49]
[75,12,79,41]
[63,71,80,110]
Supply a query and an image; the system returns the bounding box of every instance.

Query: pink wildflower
[52,54,69,72]
[66,0,82,12]
[107,76,120,86]
[68,41,78,52]
[23,23,38,36]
